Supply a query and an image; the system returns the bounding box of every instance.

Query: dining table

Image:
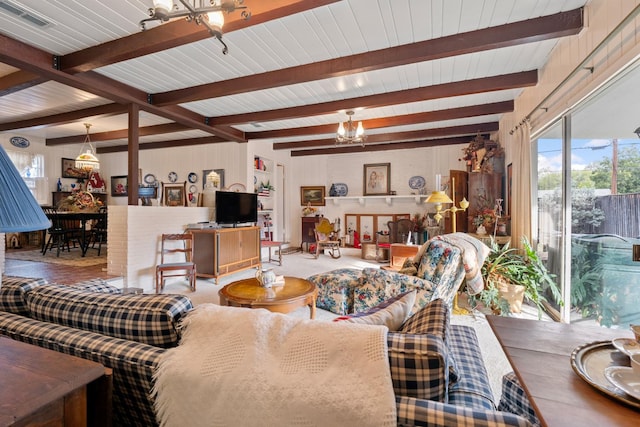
[45,210,106,257]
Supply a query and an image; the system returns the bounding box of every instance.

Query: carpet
[5,248,107,267]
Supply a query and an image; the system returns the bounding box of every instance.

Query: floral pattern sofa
[309,237,466,316]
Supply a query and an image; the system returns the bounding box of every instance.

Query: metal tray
[570,340,640,410]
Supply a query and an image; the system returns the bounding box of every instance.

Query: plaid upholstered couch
[0,275,534,427]
[0,276,193,427]
[309,267,534,426]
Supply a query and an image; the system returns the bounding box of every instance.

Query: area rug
[5,248,107,267]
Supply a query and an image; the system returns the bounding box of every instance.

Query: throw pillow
[334,290,416,331]
[400,298,450,339]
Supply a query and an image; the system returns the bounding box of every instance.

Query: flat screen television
[215,191,258,226]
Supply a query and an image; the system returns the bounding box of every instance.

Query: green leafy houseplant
[470,237,563,319]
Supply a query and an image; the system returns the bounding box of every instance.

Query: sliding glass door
[533,60,640,327]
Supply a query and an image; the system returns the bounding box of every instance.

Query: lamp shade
[0,145,50,232]
[425,190,454,205]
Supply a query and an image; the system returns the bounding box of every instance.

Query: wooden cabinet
[52,191,107,207]
[301,216,320,250]
[467,172,503,232]
[188,226,261,283]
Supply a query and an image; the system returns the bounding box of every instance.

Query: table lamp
[0,145,50,285]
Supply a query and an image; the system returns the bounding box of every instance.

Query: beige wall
[500,0,640,155]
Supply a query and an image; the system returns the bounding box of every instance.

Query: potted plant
[469,237,563,319]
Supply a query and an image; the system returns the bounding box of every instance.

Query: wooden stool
[261,240,283,265]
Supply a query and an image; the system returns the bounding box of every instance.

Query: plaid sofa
[0,276,193,427]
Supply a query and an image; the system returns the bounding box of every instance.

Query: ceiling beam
[61,0,341,73]
[273,122,498,150]
[46,123,191,145]
[0,1,340,96]
[291,136,476,156]
[97,136,229,153]
[153,8,582,106]
[0,104,128,132]
[249,101,513,140]
[0,33,244,142]
[0,70,45,97]
[211,72,534,125]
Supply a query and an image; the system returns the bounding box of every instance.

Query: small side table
[261,240,283,265]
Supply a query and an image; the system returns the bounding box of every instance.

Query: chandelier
[75,123,99,173]
[140,0,251,55]
[336,110,366,147]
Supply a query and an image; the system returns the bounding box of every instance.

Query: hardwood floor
[4,248,114,284]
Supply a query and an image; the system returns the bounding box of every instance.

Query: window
[6,149,47,204]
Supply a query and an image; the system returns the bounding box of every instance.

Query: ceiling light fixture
[140,0,251,55]
[336,110,366,147]
[75,123,99,173]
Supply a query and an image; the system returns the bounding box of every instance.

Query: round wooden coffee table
[219,276,317,319]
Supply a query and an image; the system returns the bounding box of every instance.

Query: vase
[476,225,487,235]
[497,280,525,314]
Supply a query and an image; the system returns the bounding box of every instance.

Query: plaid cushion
[0,311,164,427]
[0,276,48,315]
[448,325,495,410]
[26,285,193,348]
[396,396,535,427]
[387,331,451,402]
[71,278,123,294]
[400,298,459,384]
[498,372,541,427]
[400,298,449,338]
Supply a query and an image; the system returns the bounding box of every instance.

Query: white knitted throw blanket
[153,304,397,427]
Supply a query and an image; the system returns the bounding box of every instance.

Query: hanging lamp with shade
[75,123,99,173]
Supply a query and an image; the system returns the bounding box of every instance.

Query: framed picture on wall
[111,175,128,196]
[162,181,187,206]
[363,163,390,195]
[300,186,325,206]
[61,158,89,179]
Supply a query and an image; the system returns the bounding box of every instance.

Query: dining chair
[42,210,83,257]
[88,207,108,256]
[155,233,197,293]
[313,218,341,259]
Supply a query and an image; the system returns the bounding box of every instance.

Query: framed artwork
[61,158,89,179]
[300,186,325,206]
[111,175,128,197]
[162,181,187,207]
[363,163,391,195]
[202,169,225,190]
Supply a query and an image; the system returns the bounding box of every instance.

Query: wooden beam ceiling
[290,135,478,156]
[0,6,584,155]
[153,9,582,106]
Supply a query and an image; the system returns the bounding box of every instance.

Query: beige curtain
[510,122,532,249]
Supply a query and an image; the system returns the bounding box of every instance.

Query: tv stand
[188,226,261,283]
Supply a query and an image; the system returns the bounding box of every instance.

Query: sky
[537,138,640,172]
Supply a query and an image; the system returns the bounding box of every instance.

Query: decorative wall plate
[188,172,198,183]
[10,136,30,148]
[332,183,348,196]
[408,176,426,189]
[168,171,178,183]
[144,173,156,185]
[189,184,197,193]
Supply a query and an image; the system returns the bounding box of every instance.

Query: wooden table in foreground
[487,316,639,427]
[0,337,111,427]
[219,276,317,319]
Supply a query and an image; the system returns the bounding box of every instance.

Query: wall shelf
[325,195,428,206]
